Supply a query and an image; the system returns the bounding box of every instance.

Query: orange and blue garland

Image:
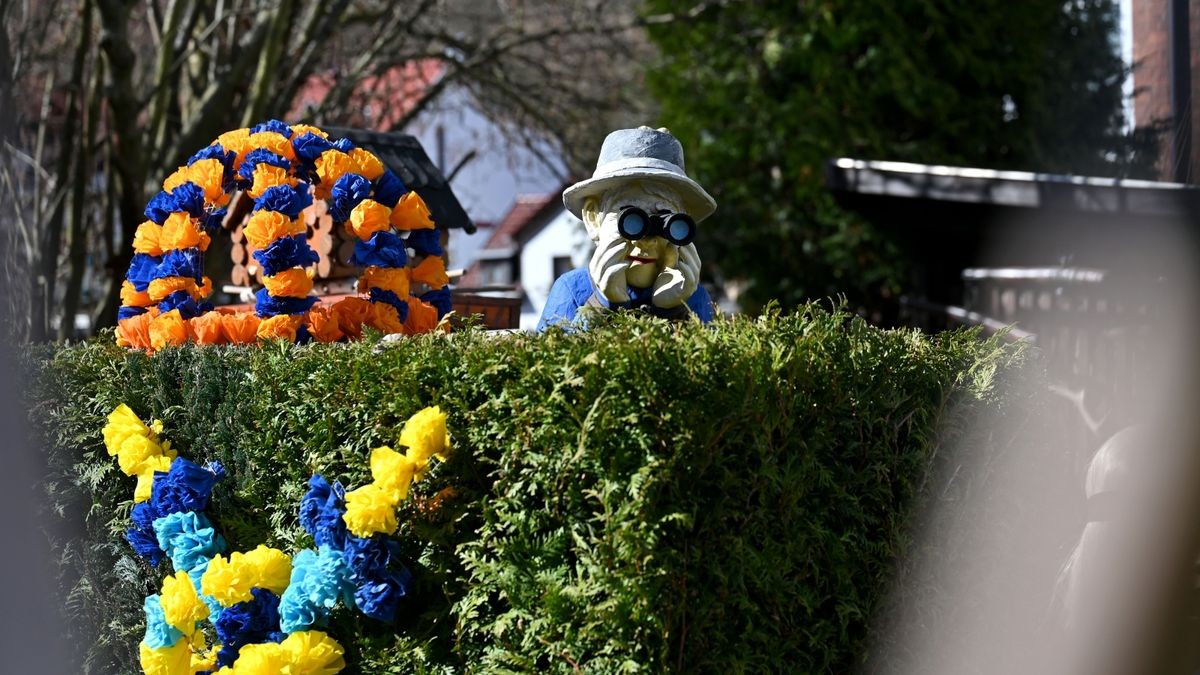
[117,120,453,351]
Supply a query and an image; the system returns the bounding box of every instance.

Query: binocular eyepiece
[617,207,696,247]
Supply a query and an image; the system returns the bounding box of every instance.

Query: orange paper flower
[256,314,304,342]
[243,210,305,250]
[222,312,261,344]
[331,297,373,340]
[116,312,154,350]
[315,150,353,198]
[411,256,449,289]
[216,129,254,167]
[404,297,440,335]
[163,166,191,193]
[188,312,227,345]
[348,200,391,241]
[148,277,204,302]
[120,281,152,307]
[389,191,435,230]
[357,266,409,297]
[186,158,229,207]
[247,131,296,162]
[248,164,296,199]
[348,148,384,181]
[133,222,165,256]
[367,302,404,335]
[306,306,343,343]
[149,310,188,351]
[262,268,314,298]
[161,212,203,251]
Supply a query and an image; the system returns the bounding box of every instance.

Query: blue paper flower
[153,511,226,574]
[253,183,313,219]
[169,182,206,219]
[126,525,165,567]
[332,138,354,153]
[299,475,348,549]
[202,208,228,235]
[254,288,317,318]
[278,546,355,633]
[250,119,294,138]
[143,594,184,649]
[420,287,453,319]
[292,132,333,165]
[118,306,148,321]
[145,191,176,225]
[149,458,224,517]
[214,588,282,668]
[349,231,407,268]
[237,148,291,182]
[368,288,409,322]
[157,249,204,282]
[406,228,443,257]
[158,291,212,320]
[329,173,371,223]
[353,567,413,622]
[252,235,320,276]
[372,170,406,208]
[126,253,161,291]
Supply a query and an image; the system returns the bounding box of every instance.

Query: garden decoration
[537,126,716,330]
[102,403,452,674]
[116,120,453,352]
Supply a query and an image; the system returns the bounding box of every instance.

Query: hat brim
[562,167,716,222]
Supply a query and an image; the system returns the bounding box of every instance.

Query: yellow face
[586,181,685,289]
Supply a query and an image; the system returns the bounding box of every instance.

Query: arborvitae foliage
[642,0,1159,314]
[28,308,1024,673]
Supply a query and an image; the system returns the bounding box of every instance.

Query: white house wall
[403,85,569,270]
[519,208,593,330]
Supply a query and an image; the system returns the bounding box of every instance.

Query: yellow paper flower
[134,455,174,503]
[243,210,305,250]
[389,191,435,230]
[248,131,296,162]
[189,630,219,672]
[281,630,346,675]
[248,163,296,199]
[103,404,152,454]
[262,267,314,298]
[225,641,289,674]
[357,266,409,297]
[150,310,189,351]
[342,483,398,537]
[410,255,450,289]
[256,314,305,342]
[139,640,192,675]
[201,552,255,607]
[348,199,391,241]
[400,406,452,469]
[369,446,415,504]
[161,212,203,251]
[348,148,384,181]
[161,569,209,632]
[133,221,165,256]
[242,545,292,595]
[115,434,164,475]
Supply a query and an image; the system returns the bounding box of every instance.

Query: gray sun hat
[562,126,716,222]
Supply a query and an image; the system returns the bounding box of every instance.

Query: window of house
[552,256,573,280]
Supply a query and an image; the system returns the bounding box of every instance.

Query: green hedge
[27,307,1021,673]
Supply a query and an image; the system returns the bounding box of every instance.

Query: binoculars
[617,207,696,247]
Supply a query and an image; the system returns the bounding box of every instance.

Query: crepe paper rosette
[116,120,453,353]
[101,404,453,674]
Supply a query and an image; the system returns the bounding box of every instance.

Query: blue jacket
[537,267,714,331]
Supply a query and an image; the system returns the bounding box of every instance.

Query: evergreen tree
[643,0,1156,313]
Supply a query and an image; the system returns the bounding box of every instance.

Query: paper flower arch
[103,403,452,674]
[116,120,454,351]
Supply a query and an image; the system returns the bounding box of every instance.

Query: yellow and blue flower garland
[117,120,453,351]
[102,404,452,674]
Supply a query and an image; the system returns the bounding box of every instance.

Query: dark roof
[324,126,475,233]
[483,193,560,251]
[826,158,1200,218]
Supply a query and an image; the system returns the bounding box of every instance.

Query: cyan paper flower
[153,511,226,573]
[278,546,355,633]
[143,594,184,649]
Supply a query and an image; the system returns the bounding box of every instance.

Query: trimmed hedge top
[28,307,1021,673]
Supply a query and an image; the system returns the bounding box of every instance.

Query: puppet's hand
[589,232,632,304]
[651,243,700,309]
